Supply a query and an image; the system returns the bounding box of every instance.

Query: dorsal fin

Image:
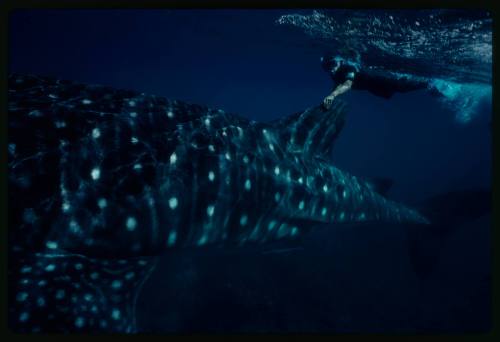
[272,100,347,158]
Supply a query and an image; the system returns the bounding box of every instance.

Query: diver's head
[321,55,344,73]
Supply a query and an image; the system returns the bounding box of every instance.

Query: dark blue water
[9,9,491,333]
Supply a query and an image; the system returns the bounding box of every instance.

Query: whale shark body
[7,73,429,333]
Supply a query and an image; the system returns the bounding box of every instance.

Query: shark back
[8,73,231,258]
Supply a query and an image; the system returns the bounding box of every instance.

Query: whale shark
[7,73,429,333]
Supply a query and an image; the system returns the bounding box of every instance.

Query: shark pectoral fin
[272,100,348,158]
[365,177,394,197]
[9,252,157,333]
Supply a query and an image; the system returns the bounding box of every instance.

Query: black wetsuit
[329,63,429,99]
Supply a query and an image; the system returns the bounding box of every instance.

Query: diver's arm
[331,79,353,97]
[323,80,353,109]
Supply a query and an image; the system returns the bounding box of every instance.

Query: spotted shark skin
[8,73,428,333]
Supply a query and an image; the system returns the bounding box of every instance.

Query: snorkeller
[322,55,435,109]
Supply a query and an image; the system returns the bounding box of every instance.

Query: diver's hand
[323,95,335,109]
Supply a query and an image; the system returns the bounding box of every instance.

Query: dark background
[9,9,492,332]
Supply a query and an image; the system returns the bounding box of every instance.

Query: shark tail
[407,188,491,279]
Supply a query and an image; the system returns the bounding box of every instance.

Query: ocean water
[8,9,491,333]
